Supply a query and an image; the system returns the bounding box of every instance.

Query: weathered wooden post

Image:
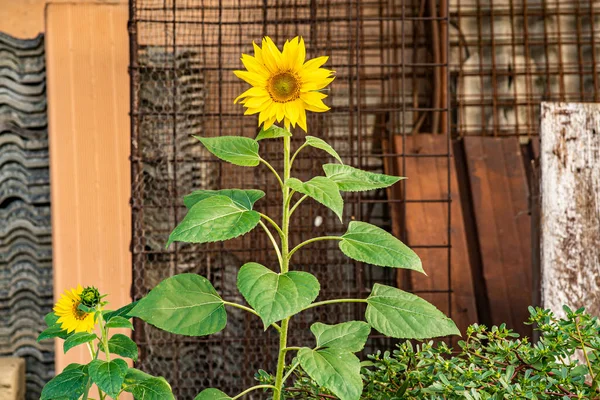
[540,102,600,316]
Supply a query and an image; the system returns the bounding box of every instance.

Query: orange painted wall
[45,3,132,371]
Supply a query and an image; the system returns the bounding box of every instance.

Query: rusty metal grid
[451,0,600,137]
[129,0,452,398]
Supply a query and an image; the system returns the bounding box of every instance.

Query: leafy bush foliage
[258,306,600,399]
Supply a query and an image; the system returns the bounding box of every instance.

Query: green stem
[259,213,284,238]
[284,346,301,353]
[258,220,283,268]
[575,317,596,383]
[232,385,277,400]
[273,134,292,400]
[301,298,368,312]
[98,312,110,362]
[290,143,307,167]
[288,236,342,260]
[223,301,281,332]
[260,158,284,188]
[282,360,301,385]
[289,195,307,217]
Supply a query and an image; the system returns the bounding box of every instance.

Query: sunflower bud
[80,286,101,308]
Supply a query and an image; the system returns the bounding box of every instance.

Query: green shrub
[258,306,600,399]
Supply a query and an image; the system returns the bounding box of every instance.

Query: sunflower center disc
[269,72,300,102]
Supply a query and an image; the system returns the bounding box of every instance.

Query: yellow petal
[301,77,335,91]
[263,116,276,129]
[233,70,267,86]
[234,87,268,104]
[285,100,301,125]
[303,56,329,71]
[300,92,329,109]
[241,54,269,76]
[296,37,306,69]
[261,37,281,73]
[276,103,285,122]
[297,107,307,132]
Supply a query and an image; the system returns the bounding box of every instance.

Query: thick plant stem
[273,135,292,400]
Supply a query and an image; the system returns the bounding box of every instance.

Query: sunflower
[54,285,96,333]
[234,36,334,132]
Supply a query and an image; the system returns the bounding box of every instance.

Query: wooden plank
[540,103,600,317]
[464,136,532,336]
[394,135,478,334]
[46,3,131,371]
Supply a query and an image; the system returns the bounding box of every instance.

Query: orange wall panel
[46,3,131,371]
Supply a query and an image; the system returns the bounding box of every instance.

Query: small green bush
[258,306,600,399]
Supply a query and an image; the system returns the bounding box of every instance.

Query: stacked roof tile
[0,32,53,399]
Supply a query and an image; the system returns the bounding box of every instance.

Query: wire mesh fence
[129,0,452,397]
[450,0,599,137]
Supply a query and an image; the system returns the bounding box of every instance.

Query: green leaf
[37,324,70,342]
[183,189,265,210]
[63,332,97,353]
[194,388,232,400]
[237,262,320,328]
[130,274,227,337]
[195,136,260,167]
[103,334,139,361]
[298,347,363,400]
[105,316,134,330]
[44,312,59,327]
[167,195,260,247]
[323,164,403,192]
[340,221,423,272]
[365,283,460,339]
[304,136,343,164]
[255,125,291,141]
[77,303,95,313]
[88,359,128,399]
[130,377,174,400]
[103,301,139,322]
[40,364,89,400]
[310,321,370,352]
[123,368,153,387]
[287,177,344,222]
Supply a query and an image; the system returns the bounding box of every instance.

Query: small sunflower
[54,285,96,333]
[234,36,334,132]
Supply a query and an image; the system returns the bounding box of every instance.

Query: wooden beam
[46,3,131,371]
[540,103,600,316]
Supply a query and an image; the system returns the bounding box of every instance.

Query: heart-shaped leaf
[130,377,174,400]
[194,388,232,400]
[195,136,260,166]
[323,164,403,192]
[183,189,265,210]
[63,332,97,353]
[101,334,138,361]
[88,359,128,399]
[340,221,423,273]
[37,325,69,342]
[103,301,138,322]
[40,364,89,400]
[256,125,291,141]
[310,321,370,353]
[167,195,260,247]
[366,283,460,339]
[298,347,362,400]
[130,274,227,336]
[44,312,59,327]
[105,316,134,330]
[305,136,343,164]
[287,177,343,222]
[237,262,320,328]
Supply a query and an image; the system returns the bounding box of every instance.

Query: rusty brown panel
[394,135,478,334]
[463,136,532,337]
[46,3,132,372]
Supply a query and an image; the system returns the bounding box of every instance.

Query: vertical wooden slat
[540,103,600,317]
[46,3,131,371]
[395,135,478,334]
[464,136,532,336]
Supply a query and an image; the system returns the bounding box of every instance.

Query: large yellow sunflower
[234,36,334,132]
[54,285,96,333]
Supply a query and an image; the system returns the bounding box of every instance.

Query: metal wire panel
[129,0,451,398]
[451,0,600,136]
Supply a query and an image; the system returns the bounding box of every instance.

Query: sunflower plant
[38,286,174,400]
[129,36,460,400]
